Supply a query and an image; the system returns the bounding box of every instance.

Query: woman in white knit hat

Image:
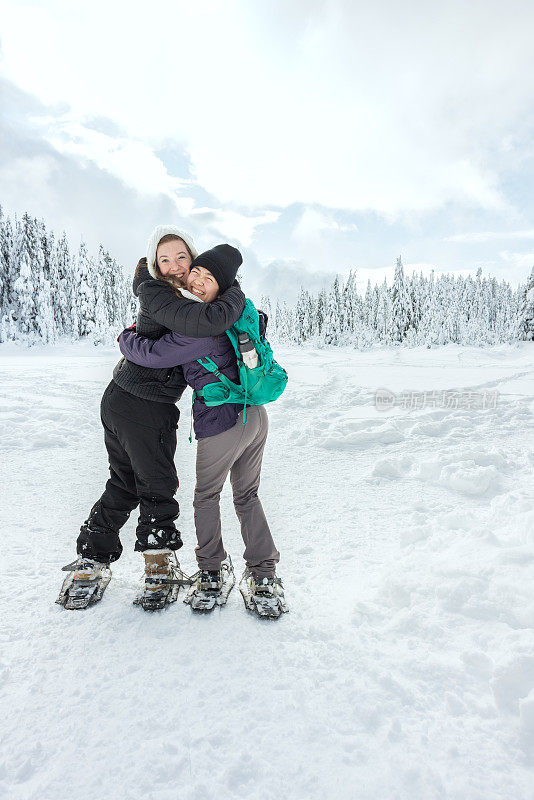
[57,226,246,611]
[145,225,196,284]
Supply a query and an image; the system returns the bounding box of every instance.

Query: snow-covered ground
[1,341,533,800]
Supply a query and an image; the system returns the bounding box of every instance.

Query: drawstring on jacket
[189,394,195,443]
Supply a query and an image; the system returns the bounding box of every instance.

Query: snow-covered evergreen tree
[376,278,392,344]
[315,289,326,338]
[294,288,309,344]
[391,256,411,343]
[10,213,42,342]
[75,241,96,338]
[518,266,534,341]
[34,218,55,343]
[54,233,73,338]
[259,295,272,330]
[363,279,373,329]
[322,279,341,345]
[0,207,11,340]
[342,270,358,337]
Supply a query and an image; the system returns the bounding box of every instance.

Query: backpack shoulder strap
[196,357,241,394]
[196,356,221,376]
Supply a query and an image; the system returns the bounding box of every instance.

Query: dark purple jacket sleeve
[119,329,217,368]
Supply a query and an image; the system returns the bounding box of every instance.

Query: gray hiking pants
[194,405,280,579]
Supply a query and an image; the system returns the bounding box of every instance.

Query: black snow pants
[76,381,182,563]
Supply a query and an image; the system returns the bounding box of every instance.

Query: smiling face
[187,265,220,302]
[156,238,193,286]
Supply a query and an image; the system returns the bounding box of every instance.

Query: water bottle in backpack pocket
[238,333,259,369]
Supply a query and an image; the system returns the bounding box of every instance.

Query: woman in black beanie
[189,244,244,295]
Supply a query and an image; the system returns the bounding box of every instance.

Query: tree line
[0,207,137,344]
[263,257,534,347]
[1,206,533,347]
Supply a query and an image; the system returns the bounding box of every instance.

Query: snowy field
[1,341,533,800]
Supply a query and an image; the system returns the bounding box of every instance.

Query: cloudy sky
[1,0,534,301]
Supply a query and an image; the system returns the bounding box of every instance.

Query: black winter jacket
[113,262,246,403]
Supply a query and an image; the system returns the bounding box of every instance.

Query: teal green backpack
[192,299,288,424]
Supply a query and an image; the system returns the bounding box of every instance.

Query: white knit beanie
[146,225,198,278]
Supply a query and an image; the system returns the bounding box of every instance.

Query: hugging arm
[138,279,246,338]
[119,329,216,369]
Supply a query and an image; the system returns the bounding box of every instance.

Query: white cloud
[240,256,336,304]
[0,153,58,202]
[288,207,360,271]
[445,230,534,243]
[40,116,195,209]
[23,113,280,248]
[499,251,534,270]
[292,208,358,244]
[2,0,534,217]
[3,0,534,295]
[190,208,280,247]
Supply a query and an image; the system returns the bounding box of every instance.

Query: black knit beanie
[190,244,243,293]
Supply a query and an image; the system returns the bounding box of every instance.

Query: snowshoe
[184,555,235,612]
[239,569,288,619]
[133,549,193,611]
[56,557,112,610]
